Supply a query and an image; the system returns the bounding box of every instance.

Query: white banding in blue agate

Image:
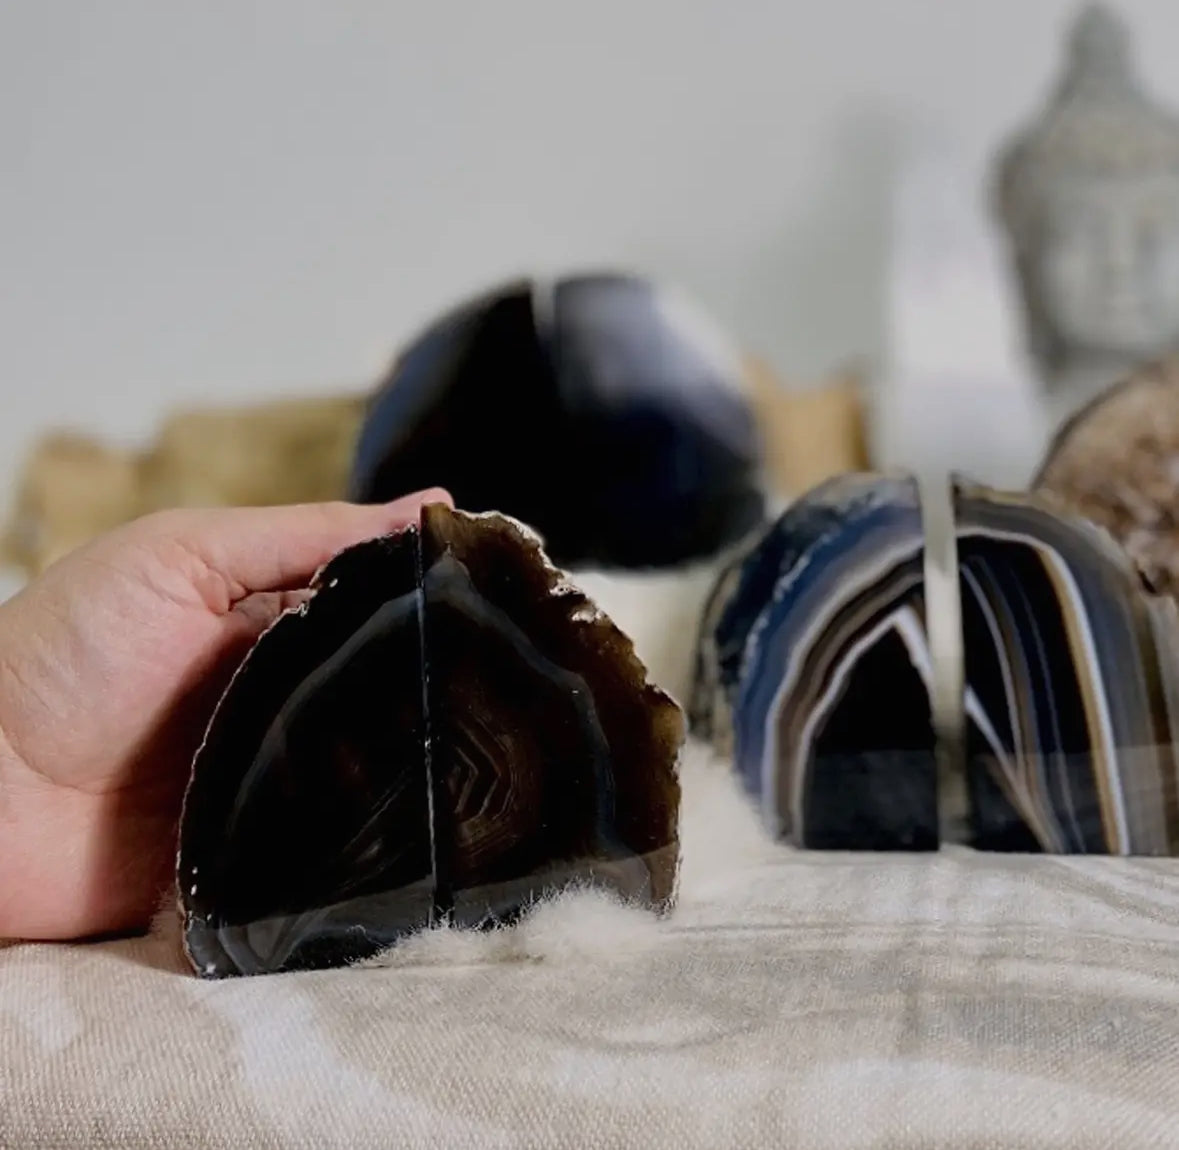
[703,470,1179,856]
[723,474,929,840]
[918,469,968,843]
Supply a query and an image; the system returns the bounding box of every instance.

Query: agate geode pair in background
[693,471,1179,856]
[349,272,768,571]
[179,503,683,979]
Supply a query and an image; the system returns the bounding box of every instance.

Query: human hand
[0,490,450,942]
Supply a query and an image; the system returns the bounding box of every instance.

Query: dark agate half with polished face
[347,273,766,570]
[693,471,1179,856]
[700,472,939,850]
[954,481,1179,855]
[178,504,684,978]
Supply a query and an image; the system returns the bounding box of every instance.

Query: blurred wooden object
[1,394,364,577]
[1,434,145,575]
[140,394,365,510]
[744,356,870,496]
[1,364,870,579]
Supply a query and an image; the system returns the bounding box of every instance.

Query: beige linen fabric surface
[5,750,1179,1148]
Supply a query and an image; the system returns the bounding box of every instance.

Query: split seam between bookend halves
[919,469,968,844]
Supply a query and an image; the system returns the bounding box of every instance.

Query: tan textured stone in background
[1,393,364,577]
[0,365,870,579]
[1034,355,1179,599]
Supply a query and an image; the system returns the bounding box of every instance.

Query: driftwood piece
[1,367,868,579]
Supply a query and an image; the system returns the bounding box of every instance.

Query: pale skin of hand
[0,490,450,943]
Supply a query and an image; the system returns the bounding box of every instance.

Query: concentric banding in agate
[954,479,1179,855]
[717,472,934,843]
[700,470,1179,856]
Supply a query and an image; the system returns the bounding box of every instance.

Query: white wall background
[4,0,1179,497]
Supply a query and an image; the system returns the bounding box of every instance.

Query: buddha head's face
[995,6,1179,381]
[1034,173,1179,358]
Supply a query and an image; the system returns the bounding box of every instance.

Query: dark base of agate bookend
[178,504,684,978]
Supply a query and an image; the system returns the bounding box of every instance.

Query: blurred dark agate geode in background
[178,503,684,978]
[348,273,767,570]
[692,471,1179,856]
[694,472,940,851]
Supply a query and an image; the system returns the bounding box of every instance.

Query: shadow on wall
[638,105,904,386]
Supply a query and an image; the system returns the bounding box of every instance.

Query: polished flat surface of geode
[179,504,683,978]
[705,472,939,850]
[955,479,1179,854]
[348,273,766,570]
[694,471,1179,855]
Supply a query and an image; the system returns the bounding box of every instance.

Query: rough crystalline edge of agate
[457,506,688,910]
[173,504,688,973]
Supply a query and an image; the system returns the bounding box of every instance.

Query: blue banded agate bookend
[692,471,1179,856]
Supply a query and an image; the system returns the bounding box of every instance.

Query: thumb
[133,488,452,605]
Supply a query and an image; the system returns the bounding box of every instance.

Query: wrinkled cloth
[5,841,1179,1149]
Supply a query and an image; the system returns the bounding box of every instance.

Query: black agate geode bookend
[178,503,684,978]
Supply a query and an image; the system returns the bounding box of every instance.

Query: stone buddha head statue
[995,5,1179,409]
